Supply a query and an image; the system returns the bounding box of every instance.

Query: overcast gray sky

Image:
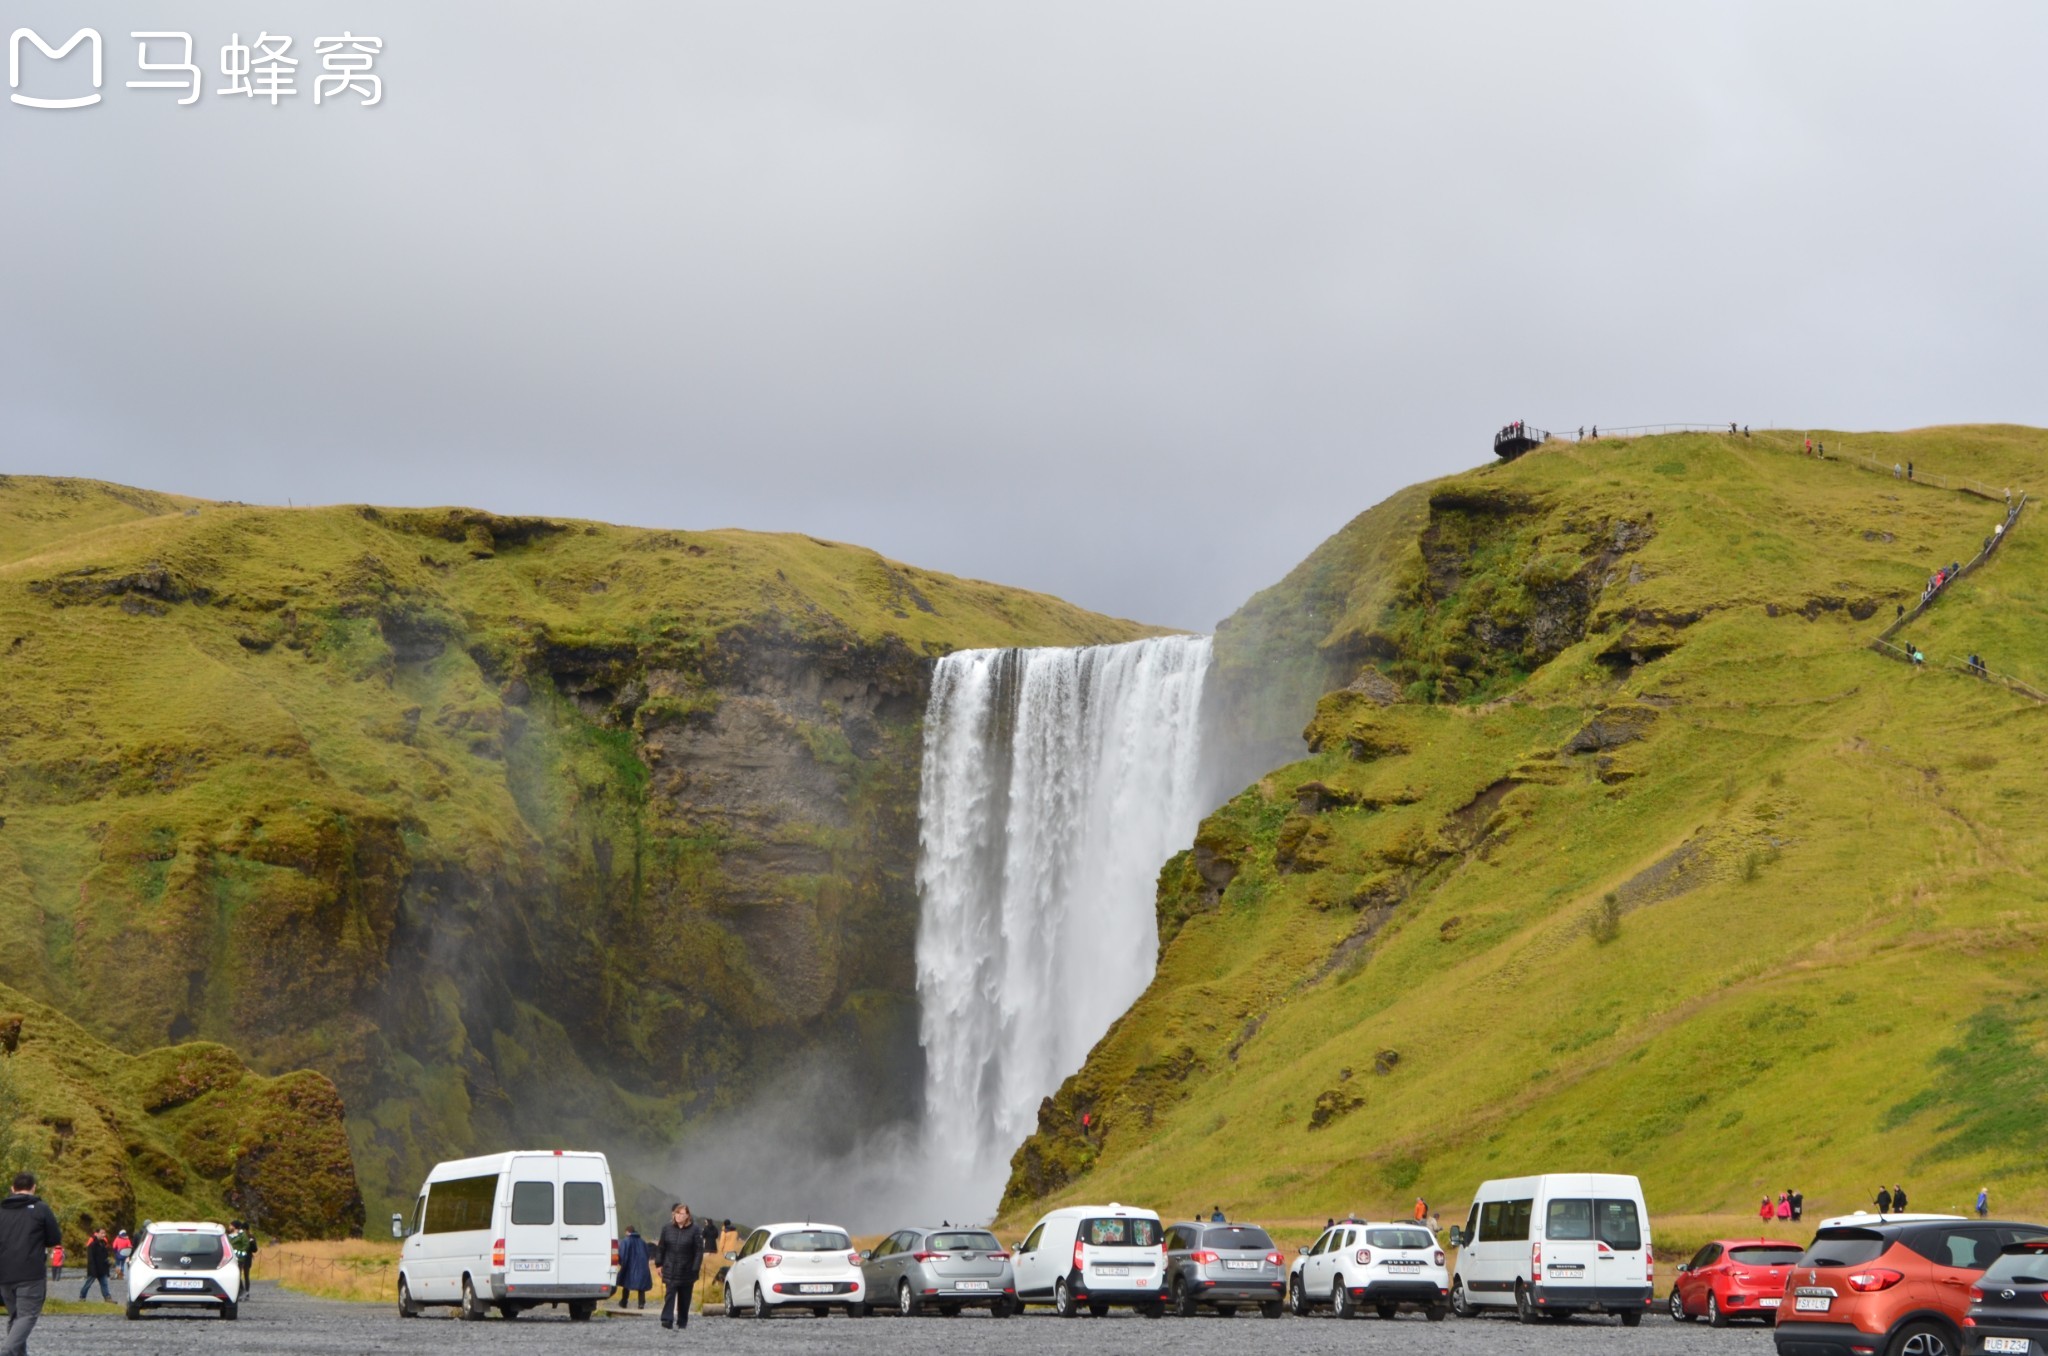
[6,2,2046,630]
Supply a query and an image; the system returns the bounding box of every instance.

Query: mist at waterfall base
[652,636,1216,1231]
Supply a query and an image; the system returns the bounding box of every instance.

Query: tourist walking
[1877,1185,1894,1214]
[656,1202,704,1331]
[1791,1189,1804,1222]
[0,1172,61,1354]
[112,1229,131,1280]
[1759,1196,1774,1222]
[228,1220,256,1298]
[1775,1193,1792,1221]
[615,1226,652,1309]
[1978,1187,1991,1218]
[1894,1184,1909,1212]
[77,1231,111,1302]
[44,1244,58,1284]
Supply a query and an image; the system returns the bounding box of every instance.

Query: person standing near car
[227,1221,256,1298]
[77,1231,111,1302]
[656,1203,703,1331]
[0,1171,61,1354]
[615,1226,652,1309]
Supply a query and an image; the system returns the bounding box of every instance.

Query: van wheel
[1669,1288,1690,1322]
[1515,1282,1539,1324]
[1288,1276,1311,1316]
[1053,1278,1078,1318]
[1172,1276,1198,1317]
[1620,1309,1642,1328]
[398,1276,420,1319]
[569,1300,594,1321]
[1332,1276,1356,1319]
[753,1285,772,1319]
[1451,1276,1477,1318]
[459,1277,488,1321]
[1708,1293,1728,1328]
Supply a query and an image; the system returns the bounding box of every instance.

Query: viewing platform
[1494,422,1548,460]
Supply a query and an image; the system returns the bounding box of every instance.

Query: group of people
[612,1203,743,1331]
[1876,1184,1912,1214]
[1757,1189,1807,1222]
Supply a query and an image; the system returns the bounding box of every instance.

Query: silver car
[861,1226,1016,1317]
[1164,1220,1287,1317]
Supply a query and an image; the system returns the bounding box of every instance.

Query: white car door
[1303,1228,1334,1297]
[730,1229,767,1307]
[1013,1222,1048,1298]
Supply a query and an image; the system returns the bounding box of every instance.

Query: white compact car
[722,1223,866,1318]
[1289,1218,1449,1320]
[126,1221,240,1321]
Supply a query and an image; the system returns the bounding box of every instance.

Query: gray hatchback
[861,1226,1017,1317]
[1164,1220,1287,1317]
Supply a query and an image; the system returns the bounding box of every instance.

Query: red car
[1670,1238,1805,1326]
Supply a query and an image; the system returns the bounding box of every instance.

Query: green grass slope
[0,983,360,1245]
[1004,425,2048,1232]
[0,475,1156,1221]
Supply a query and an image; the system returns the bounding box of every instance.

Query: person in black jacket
[77,1230,112,1302]
[655,1203,703,1332]
[0,1171,62,1351]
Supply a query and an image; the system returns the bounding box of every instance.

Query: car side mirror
[723,1251,737,1261]
[1297,1245,1308,1256]
[858,1251,870,1263]
[1447,1227,1464,1248]
[1677,1264,1690,1274]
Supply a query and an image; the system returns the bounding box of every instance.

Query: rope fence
[1869,637,2048,704]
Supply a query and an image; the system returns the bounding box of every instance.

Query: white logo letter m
[10,28,103,108]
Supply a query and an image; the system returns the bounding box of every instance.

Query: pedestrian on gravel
[112,1230,131,1280]
[656,1202,703,1331]
[615,1226,652,1309]
[0,1171,60,1353]
[1877,1186,1894,1214]
[228,1220,257,1298]
[77,1231,111,1302]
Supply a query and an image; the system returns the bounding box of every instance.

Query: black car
[1965,1238,2048,1355]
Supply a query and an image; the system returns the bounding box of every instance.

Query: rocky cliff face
[0,477,1152,1221]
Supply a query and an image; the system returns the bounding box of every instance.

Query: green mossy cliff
[1006,425,2048,1225]
[0,476,1153,1222]
[0,985,359,1245]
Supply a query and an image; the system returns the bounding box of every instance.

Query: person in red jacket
[1758,1197,1774,1223]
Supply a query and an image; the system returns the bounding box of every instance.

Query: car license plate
[512,1259,550,1272]
[1795,1296,1830,1312]
[799,1284,834,1294]
[1226,1261,1258,1270]
[163,1279,204,1290]
[1095,1265,1129,1277]
[1985,1341,2031,1355]
[957,1280,988,1290]
[1390,1261,1421,1270]
[1761,1297,1781,1308]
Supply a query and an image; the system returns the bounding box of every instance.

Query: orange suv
[1774,1216,2048,1356]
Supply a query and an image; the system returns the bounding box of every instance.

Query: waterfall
[914,634,1213,1214]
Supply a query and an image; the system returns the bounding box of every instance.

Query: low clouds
[5,2,2046,628]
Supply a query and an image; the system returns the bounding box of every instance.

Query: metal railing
[1870,637,2048,703]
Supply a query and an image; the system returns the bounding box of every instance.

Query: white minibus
[1447,1172,1651,1326]
[397,1149,618,1321]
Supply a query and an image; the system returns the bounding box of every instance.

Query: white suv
[721,1223,866,1318]
[1289,1218,1449,1320]
[127,1221,241,1321]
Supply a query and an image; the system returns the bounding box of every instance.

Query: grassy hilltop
[1005,424,2048,1231]
[0,476,1153,1225]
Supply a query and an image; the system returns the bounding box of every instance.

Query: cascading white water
[915,634,1213,1214]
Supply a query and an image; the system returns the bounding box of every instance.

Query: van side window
[563,1182,605,1227]
[510,1181,555,1226]
[1463,1204,1479,1243]
[1503,1199,1533,1242]
[422,1174,497,1234]
[1020,1224,1044,1254]
[412,1196,427,1236]
[1479,1201,1504,1243]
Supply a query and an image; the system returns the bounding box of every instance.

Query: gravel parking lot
[24,1283,1783,1355]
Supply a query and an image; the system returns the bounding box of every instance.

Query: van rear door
[557,1159,613,1290]
[504,1156,561,1290]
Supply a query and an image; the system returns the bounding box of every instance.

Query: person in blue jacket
[616,1225,653,1309]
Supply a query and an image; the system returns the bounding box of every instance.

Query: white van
[1447,1173,1651,1326]
[396,1149,618,1321]
[1012,1203,1167,1317]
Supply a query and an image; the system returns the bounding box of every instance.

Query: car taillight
[611,1239,620,1268]
[1846,1268,1904,1292]
[847,1252,861,1266]
[763,1253,781,1268]
[1434,1250,1446,1267]
[1355,1247,1372,1266]
[1266,1251,1284,1266]
[912,1252,941,1263]
[1531,1242,1542,1281]
[1073,1241,1086,1271]
[987,1251,1010,1261]
[491,1239,505,1268]
[1191,1250,1219,1264]
[1970,1288,1985,1303]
